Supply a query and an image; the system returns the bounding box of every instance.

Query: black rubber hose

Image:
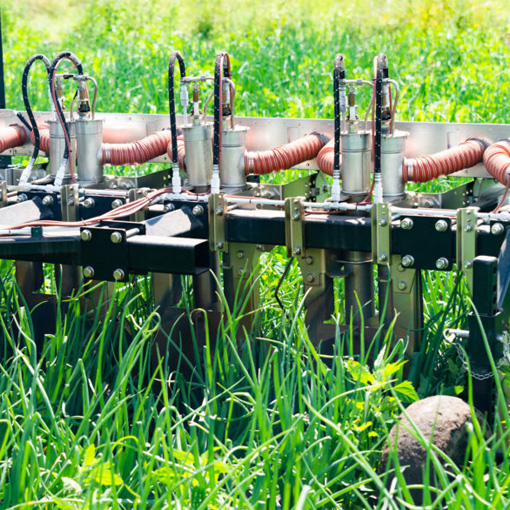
[168,51,186,166]
[213,52,231,168]
[48,51,83,162]
[374,54,384,175]
[22,54,51,163]
[333,54,345,174]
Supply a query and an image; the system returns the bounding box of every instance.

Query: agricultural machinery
[0,40,509,423]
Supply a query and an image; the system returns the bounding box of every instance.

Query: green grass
[1,0,510,507]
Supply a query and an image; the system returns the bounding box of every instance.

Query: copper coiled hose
[482,140,510,185]
[316,138,340,177]
[245,132,328,175]
[0,124,30,153]
[404,138,489,183]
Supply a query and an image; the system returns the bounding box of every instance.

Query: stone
[379,395,474,504]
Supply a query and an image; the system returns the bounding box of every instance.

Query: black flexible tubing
[333,54,345,173]
[48,52,83,180]
[374,54,384,175]
[22,54,51,163]
[213,52,232,167]
[168,51,186,166]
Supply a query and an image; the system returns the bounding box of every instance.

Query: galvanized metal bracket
[285,196,306,258]
[371,202,391,265]
[128,188,147,222]
[456,206,477,289]
[209,193,227,252]
[61,184,79,222]
[297,248,328,288]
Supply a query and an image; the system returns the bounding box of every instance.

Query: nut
[464,260,473,269]
[216,241,224,249]
[293,247,302,256]
[110,231,123,244]
[192,205,204,216]
[215,206,223,216]
[164,203,175,212]
[305,273,315,283]
[111,199,123,209]
[401,218,413,230]
[42,195,54,206]
[83,266,95,278]
[81,229,92,242]
[401,255,415,268]
[436,257,449,270]
[397,281,407,291]
[83,197,95,209]
[378,252,389,263]
[435,220,448,232]
[18,193,27,202]
[236,250,245,259]
[113,268,125,281]
[491,223,505,235]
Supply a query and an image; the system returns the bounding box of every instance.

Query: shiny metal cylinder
[76,119,103,182]
[183,123,213,187]
[220,126,248,188]
[48,119,76,176]
[381,130,408,200]
[343,250,375,324]
[341,132,371,197]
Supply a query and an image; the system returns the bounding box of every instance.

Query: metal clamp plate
[209,193,227,252]
[371,202,391,265]
[285,196,305,258]
[456,207,477,288]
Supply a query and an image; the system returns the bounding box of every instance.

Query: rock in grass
[379,395,474,504]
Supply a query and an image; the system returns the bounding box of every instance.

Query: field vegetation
[1,0,510,507]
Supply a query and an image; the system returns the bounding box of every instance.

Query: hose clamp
[406,159,414,181]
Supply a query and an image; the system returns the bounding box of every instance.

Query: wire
[21,54,51,168]
[168,51,186,166]
[48,52,84,183]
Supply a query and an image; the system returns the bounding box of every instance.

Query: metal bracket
[371,202,391,265]
[392,255,417,295]
[456,207,477,288]
[61,184,79,222]
[285,196,305,258]
[209,193,227,252]
[128,188,147,222]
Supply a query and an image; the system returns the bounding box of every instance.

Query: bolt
[81,229,92,242]
[111,199,123,209]
[67,198,75,206]
[113,268,125,281]
[236,250,245,259]
[42,195,54,206]
[237,268,244,276]
[401,218,413,230]
[379,217,388,227]
[435,220,448,232]
[305,273,315,283]
[397,281,407,291]
[305,256,314,265]
[256,244,264,251]
[18,193,27,202]
[464,260,473,269]
[164,203,175,212]
[83,266,95,278]
[464,224,473,232]
[293,247,302,256]
[436,257,449,270]
[110,231,123,244]
[263,190,275,199]
[83,197,95,209]
[215,206,223,216]
[401,255,415,268]
[192,205,204,216]
[378,252,388,263]
[292,211,301,221]
[216,241,224,249]
[254,192,261,197]
[491,223,505,235]
[424,199,434,208]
